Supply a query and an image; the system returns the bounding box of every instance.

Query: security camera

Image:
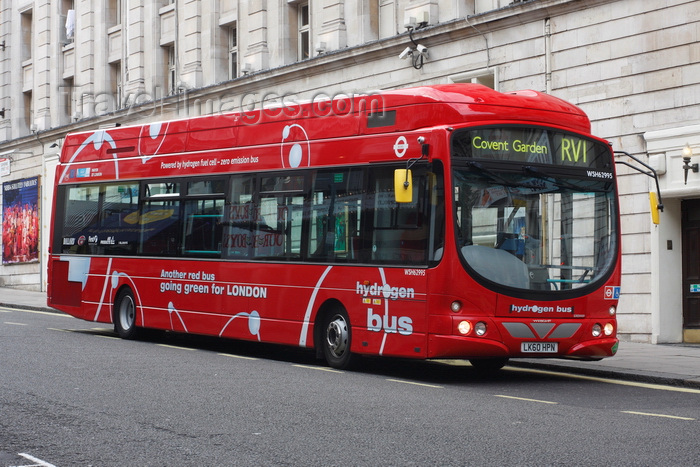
[399,46,412,60]
[416,44,428,57]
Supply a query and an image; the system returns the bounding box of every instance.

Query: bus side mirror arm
[615,150,664,224]
[395,138,430,203]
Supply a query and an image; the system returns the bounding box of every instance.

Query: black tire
[321,308,356,370]
[114,288,139,339]
[469,357,509,373]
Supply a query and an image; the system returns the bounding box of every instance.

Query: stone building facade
[0,0,698,343]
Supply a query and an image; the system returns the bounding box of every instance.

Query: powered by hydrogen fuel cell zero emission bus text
[48,84,621,370]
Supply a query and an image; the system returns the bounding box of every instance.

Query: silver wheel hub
[326,315,348,357]
[119,297,135,330]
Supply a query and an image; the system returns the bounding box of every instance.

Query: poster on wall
[2,176,40,265]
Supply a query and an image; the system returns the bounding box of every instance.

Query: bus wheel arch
[314,300,357,370]
[113,286,139,339]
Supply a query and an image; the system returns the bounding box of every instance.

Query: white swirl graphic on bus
[219,310,261,341]
[59,130,118,183]
[280,124,311,168]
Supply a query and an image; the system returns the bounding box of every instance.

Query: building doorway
[682,199,700,342]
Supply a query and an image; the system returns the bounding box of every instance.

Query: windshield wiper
[465,161,537,189]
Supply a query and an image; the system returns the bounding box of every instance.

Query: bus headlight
[604,323,614,336]
[458,320,472,335]
[475,322,487,336]
[592,323,602,337]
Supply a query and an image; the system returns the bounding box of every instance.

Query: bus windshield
[452,127,617,293]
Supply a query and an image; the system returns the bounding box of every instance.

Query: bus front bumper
[562,337,619,360]
[427,334,618,360]
[428,334,510,359]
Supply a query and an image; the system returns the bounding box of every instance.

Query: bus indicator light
[458,320,472,335]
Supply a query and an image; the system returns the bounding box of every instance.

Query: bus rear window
[60,183,139,255]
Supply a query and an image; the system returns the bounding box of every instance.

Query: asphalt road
[2,305,699,466]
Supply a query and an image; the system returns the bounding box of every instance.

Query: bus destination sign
[454,127,611,170]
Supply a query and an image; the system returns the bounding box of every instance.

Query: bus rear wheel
[114,288,138,339]
[322,308,356,370]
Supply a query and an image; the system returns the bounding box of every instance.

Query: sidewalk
[2,287,699,388]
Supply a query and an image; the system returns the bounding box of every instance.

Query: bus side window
[224,175,255,259]
[139,182,181,256]
[308,169,364,262]
[61,185,100,254]
[181,179,226,257]
[139,199,181,255]
[98,183,139,256]
[369,167,427,264]
[182,199,224,257]
[399,212,428,262]
[255,196,286,258]
[255,175,304,260]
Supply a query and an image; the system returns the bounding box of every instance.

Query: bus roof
[60,84,591,165]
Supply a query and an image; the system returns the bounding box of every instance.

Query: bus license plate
[521,342,558,353]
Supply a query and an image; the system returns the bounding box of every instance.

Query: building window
[62,78,74,123]
[378,0,395,39]
[108,0,122,27]
[298,2,310,60]
[62,0,75,44]
[21,9,33,62]
[111,62,122,109]
[23,91,33,131]
[228,25,238,79]
[167,46,177,94]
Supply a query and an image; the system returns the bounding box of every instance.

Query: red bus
[47,84,620,370]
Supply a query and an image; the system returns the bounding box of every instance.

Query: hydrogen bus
[47,84,620,370]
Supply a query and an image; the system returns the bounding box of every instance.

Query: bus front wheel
[114,288,138,339]
[322,308,356,370]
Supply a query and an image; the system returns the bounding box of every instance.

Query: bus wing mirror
[394,169,413,203]
[615,150,664,224]
[649,191,660,225]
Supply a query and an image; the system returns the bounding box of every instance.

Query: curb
[0,302,58,314]
[509,359,700,390]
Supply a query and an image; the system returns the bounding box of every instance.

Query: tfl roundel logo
[604,286,621,300]
[393,136,408,158]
